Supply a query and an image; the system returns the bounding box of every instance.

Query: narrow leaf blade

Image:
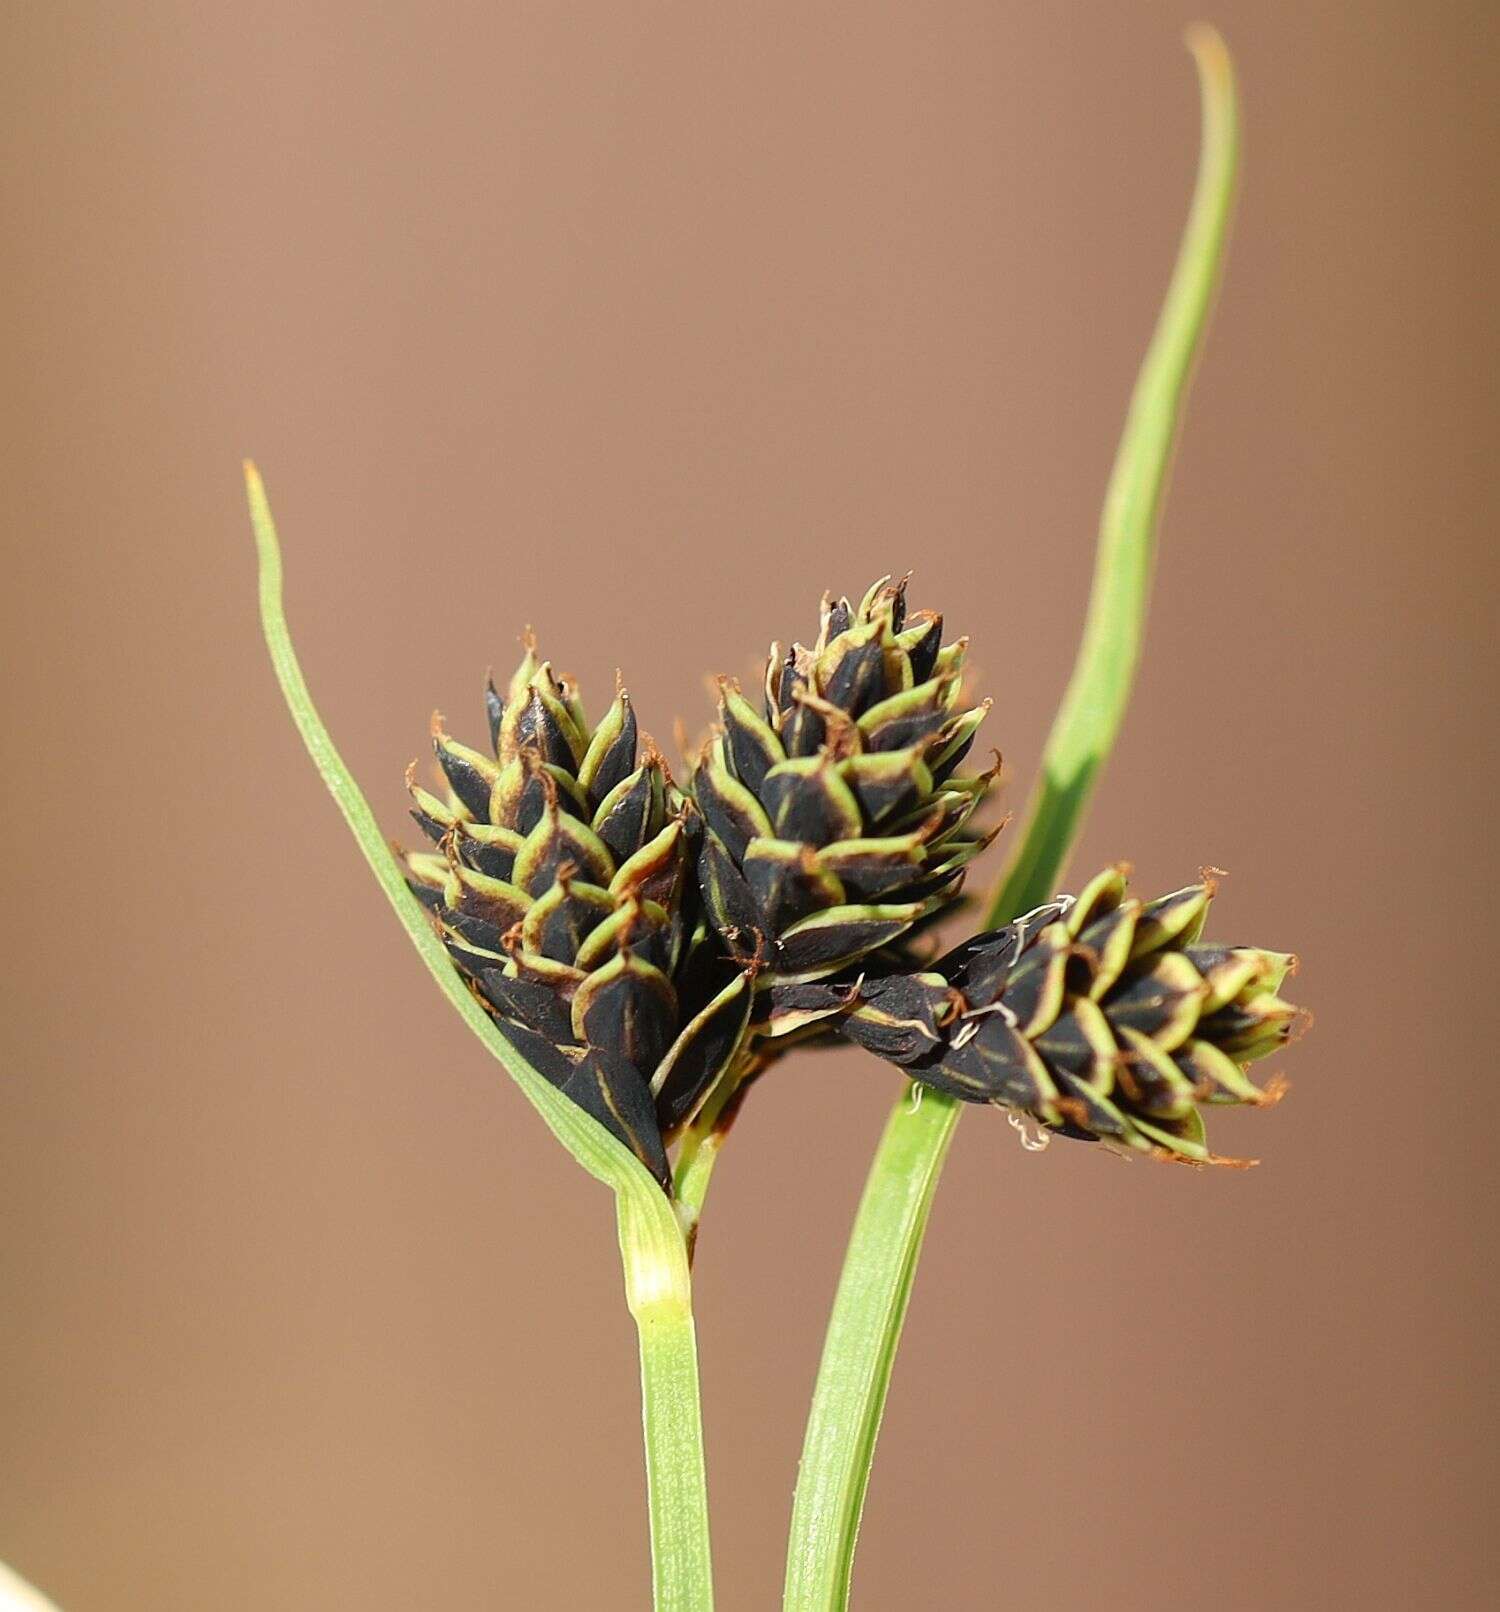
[988,23,1239,925]
[244,463,684,1245]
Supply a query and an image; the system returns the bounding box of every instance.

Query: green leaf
[783,1087,958,1612]
[987,23,1239,927]
[246,463,676,1224]
[246,465,714,1611]
[783,30,1240,1612]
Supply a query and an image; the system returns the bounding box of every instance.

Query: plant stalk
[783,1087,959,1612]
[620,1197,716,1612]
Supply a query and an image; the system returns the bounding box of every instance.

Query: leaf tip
[1183,22,1234,99]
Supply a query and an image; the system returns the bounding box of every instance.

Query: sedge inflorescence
[402,578,1302,1188]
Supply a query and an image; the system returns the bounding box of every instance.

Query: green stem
[671,1094,731,1240]
[671,1049,754,1239]
[783,1088,959,1612]
[247,466,713,1611]
[782,30,1239,1612]
[619,1196,716,1612]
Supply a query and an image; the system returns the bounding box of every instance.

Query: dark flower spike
[836,866,1303,1165]
[690,578,1001,1022]
[400,640,753,1188]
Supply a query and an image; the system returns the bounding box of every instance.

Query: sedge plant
[147,24,1298,1612]
[0,30,1286,1612]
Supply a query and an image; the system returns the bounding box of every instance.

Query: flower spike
[835,866,1303,1163]
[691,581,1000,1023]
[402,643,753,1186]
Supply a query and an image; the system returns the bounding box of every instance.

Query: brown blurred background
[2,3,1495,1608]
